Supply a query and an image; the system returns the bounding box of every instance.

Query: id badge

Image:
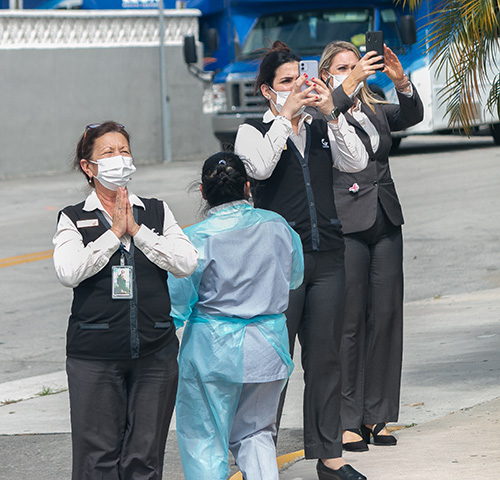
[112,266,134,299]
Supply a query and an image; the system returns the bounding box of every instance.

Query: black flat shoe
[316,460,367,480]
[342,428,369,452]
[361,423,397,446]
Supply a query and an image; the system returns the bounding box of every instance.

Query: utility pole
[158,0,172,162]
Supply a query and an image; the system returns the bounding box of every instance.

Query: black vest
[245,118,343,253]
[60,198,175,360]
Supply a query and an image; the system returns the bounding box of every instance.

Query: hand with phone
[297,60,339,118]
[299,60,319,94]
[365,31,384,66]
[276,74,318,121]
[337,49,383,96]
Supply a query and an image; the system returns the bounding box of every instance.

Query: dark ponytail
[201,152,249,208]
[254,40,301,94]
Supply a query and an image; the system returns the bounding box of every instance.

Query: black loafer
[343,428,369,452]
[361,423,397,446]
[316,460,367,480]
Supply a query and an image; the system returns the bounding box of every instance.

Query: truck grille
[228,79,267,112]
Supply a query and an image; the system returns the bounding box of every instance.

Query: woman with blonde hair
[319,40,424,451]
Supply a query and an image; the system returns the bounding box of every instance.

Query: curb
[229,449,305,479]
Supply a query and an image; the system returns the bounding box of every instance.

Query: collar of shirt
[263,108,313,128]
[83,190,145,213]
[207,199,251,217]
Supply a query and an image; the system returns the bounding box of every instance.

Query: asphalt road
[0,134,499,479]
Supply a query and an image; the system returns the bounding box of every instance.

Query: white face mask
[327,73,362,97]
[90,155,136,191]
[268,87,306,118]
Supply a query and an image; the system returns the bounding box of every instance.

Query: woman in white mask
[235,41,369,480]
[319,41,424,452]
[52,121,198,480]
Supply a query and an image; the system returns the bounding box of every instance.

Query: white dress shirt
[53,190,198,288]
[234,109,369,181]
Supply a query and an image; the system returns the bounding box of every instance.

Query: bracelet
[394,74,411,92]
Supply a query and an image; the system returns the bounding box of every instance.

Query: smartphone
[365,31,384,65]
[299,60,319,92]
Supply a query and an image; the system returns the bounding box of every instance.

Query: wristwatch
[326,107,340,122]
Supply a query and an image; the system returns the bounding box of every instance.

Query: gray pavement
[1,135,500,479]
[1,287,499,479]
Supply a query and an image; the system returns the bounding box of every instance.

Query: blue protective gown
[168,200,304,480]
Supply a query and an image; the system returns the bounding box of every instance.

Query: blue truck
[182,0,500,147]
[6,0,498,144]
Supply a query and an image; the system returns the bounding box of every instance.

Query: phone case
[299,60,319,92]
[365,31,384,64]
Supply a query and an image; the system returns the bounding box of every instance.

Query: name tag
[76,219,99,228]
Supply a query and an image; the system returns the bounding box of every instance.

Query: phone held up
[299,60,319,93]
[365,31,384,66]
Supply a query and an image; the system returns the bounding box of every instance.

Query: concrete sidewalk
[277,287,500,480]
[279,396,500,479]
[1,287,499,479]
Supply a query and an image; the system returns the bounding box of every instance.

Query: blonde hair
[319,40,388,113]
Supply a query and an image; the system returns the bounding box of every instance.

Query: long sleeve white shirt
[53,190,198,288]
[234,109,369,181]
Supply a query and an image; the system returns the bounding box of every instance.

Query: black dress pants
[281,249,346,459]
[66,338,179,480]
[340,203,403,429]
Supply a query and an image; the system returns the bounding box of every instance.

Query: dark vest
[329,86,424,234]
[245,118,343,253]
[60,198,175,360]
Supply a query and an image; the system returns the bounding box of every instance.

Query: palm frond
[396,0,500,132]
[486,73,500,118]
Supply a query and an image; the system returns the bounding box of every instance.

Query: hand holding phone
[365,31,384,66]
[299,60,319,93]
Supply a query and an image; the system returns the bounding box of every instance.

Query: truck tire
[491,123,500,145]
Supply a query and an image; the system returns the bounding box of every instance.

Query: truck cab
[184,1,416,147]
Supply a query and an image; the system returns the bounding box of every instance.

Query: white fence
[0,10,198,47]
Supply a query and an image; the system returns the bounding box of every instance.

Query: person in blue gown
[168,151,304,480]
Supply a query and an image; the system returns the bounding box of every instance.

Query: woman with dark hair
[53,121,198,479]
[319,41,423,451]
[234,41,369,480]
[168,151,304,480]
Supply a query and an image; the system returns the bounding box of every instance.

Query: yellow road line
[0,223,192,269]
[0,250,53,268]
[228,450,305,479]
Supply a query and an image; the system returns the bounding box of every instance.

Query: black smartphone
[365,31,384,65]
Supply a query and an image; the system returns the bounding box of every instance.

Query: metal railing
[0,9,200,48]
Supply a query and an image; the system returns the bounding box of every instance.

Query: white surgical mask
[327,73,362,97]
[268,87,306,118]
[90,155,136,191]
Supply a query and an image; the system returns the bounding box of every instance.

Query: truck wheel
[491,123,500,145]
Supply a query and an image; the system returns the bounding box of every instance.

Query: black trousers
[280,249,346,459]
[66,338,179,480]
[340,203,403,429]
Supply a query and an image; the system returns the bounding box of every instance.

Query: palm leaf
[396,0,500,133]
